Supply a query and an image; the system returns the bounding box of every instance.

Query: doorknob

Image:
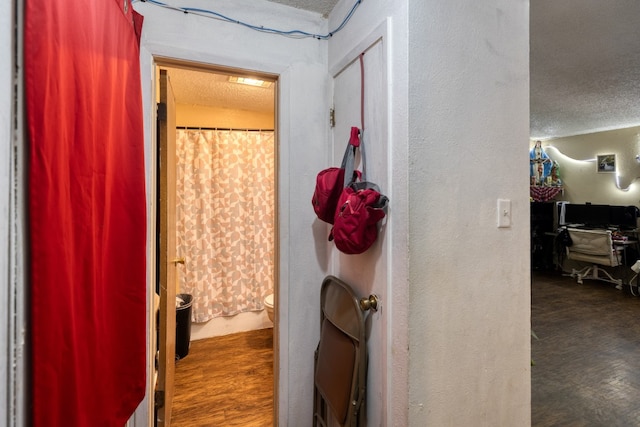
[172,257,185,266]
[359,294,379,312]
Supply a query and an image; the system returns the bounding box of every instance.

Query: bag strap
[337,127,359,189]
[358,53,367,182]
[340,53,368,187]
[339,129,357,169]
[343,127,365,187]
[359,129,367,182]
[359,53,365,133]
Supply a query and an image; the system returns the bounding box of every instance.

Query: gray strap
[359,129,367,182]
[341,139,356,189]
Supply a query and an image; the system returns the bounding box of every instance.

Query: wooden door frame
[148,57,280,425]
[156,68,178,426]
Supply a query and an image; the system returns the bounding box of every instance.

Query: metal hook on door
[172,257,185,266]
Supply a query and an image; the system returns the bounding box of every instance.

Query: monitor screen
[562,203,611,227]
[563,203,588,225]
[583,204,610,227]
[610,205,638,229]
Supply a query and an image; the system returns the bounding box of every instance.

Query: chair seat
[315,318,357,423]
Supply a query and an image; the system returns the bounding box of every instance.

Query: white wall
[190,311,272,341]
[175,104,273,129]
[0,1,11,424]
[133,1,330,425]
[1,2,27,426]
[137,0,531,425]
[330,0,531,425]
[408,1,531,426]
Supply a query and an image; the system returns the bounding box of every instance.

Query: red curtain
[25,1,147,425]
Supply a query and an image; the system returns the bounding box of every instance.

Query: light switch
[497,199,511,228]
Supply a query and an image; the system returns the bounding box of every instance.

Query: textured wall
[0,0,12,424]
[540,128,640,205]
[409,1,531,426]
[134,0,329,424]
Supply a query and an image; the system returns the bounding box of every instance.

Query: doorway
[153,60,279,426]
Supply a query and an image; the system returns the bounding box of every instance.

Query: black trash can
[175,293,193,360]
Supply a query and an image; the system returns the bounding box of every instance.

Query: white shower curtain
[176,129,275,322]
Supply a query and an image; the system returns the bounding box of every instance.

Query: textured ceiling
[167,67,275,114]
[265,0,339,17]
[531,0,640,139]
[168,0,640,140]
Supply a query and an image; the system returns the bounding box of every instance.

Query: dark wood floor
[171,328,274,427]
[532,270,640,427]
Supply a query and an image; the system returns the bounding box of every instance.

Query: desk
[612,239,639,288]
[613,238,639,264]
[612,239,638,246]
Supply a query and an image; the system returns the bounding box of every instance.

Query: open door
[156,69,179,426]
[331,31,389,425]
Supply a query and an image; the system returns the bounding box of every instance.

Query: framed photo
[597,154,616,173]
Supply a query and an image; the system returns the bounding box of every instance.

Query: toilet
[264,293,275,323]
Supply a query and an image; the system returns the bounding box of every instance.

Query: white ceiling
[168,0,640,140]
[168,67,276,115]
[531,0,640,139]
[265,0,338,17]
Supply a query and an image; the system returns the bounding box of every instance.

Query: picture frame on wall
[597,154,616,173]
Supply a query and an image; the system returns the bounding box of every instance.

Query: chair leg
[571,266,592,284]
[313,392,328,427]
[571,265,622,288]
[592,265,623,289]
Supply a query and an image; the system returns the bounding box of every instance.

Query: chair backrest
[314,275,368,427]
[566,228,620,267]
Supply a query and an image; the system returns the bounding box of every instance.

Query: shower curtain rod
[178,126,274,132]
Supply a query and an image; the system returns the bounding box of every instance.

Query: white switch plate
[497,199,511,228]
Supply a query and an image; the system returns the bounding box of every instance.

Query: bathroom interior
[163,64,277,418]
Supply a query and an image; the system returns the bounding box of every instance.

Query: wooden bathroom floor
[532,270,640,426]
[171,328,274,427]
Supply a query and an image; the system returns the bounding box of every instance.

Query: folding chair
[313,275,372,427]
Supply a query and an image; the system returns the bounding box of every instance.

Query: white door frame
[3,0,28,425]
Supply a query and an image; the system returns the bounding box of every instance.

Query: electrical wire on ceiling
[134,0,362,40]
